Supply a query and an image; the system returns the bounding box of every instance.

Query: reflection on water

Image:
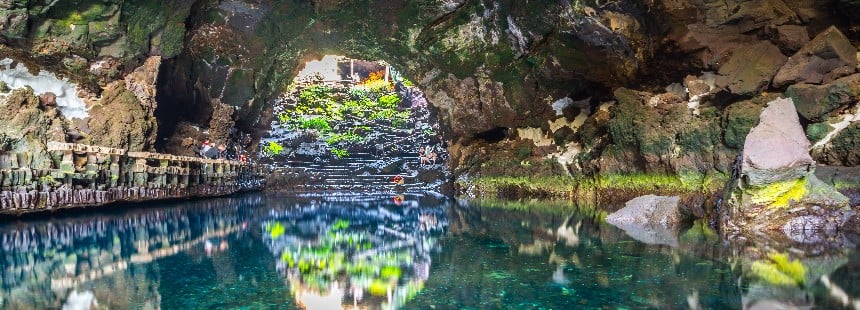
[262,197,447,309]
[0,193,857,309]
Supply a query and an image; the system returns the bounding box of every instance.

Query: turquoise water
[0,193,857,309]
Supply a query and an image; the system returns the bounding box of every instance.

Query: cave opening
[261,55,449,193]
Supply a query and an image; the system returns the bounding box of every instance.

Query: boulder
[814,122,860,166]
[741,98,814,187]
[786,73,860,122]
[770,24,810,52]
[716,41,787,96]
[684,75,711,97]
[605,195,684,247]
[38,92,56,107]
[772,26,858,88]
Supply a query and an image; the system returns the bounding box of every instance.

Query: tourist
[419,147,429,165]
[217,144,227,159]
[199,140,211,157]
[392,175,404,185]
[427,148,438,165]
[203,142,220,159]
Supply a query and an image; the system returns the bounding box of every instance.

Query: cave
[2,0,860,308]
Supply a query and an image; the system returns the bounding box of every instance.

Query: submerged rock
[605,195,684,247]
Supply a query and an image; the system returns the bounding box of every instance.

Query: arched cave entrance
[261,55,449,193]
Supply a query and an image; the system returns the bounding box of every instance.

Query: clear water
[0,193,858,309]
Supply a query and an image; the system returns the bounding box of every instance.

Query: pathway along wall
[0,142,266,214]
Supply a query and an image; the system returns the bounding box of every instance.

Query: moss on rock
[723,99,763,149]
[747,177,807,209]
[87,82,157,151]
[805,122,831,143]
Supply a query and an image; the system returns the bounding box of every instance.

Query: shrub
[298,117,331,132]
[299,85,333,106]
[326,132,364,145]
[331,147,349,158]
[378,93,401,108]
[265,141,284,155]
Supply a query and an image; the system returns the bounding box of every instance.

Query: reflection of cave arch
[262,196,449,309]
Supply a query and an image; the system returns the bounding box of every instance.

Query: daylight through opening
[262,55,449,193]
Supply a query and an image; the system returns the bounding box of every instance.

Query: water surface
[0,193,857,309]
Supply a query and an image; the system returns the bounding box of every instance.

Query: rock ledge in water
[605,195,683,247]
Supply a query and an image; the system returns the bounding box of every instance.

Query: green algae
[750,252,806,286]
[465,172,724,201]
[747,177,807,208]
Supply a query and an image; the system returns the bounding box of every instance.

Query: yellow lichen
[750,252,806,286]
[748,177,807,208]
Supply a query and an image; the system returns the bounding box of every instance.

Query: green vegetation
[39,175,56,186]
[274,67,416,159]
[297,117,331,132]
[751,252,807,286]
[331,148,349,158]
[747,177,807,208]
[326,132,364,145]
[462,172,725,206]
[378,93,401,107]
[264,141,284,156]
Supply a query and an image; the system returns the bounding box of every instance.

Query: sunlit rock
[741,98,814,187]
[0,58,89,119]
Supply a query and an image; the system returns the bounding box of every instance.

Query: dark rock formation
[773,26,858,88]
[716,41,787,96]
[0,0,858,199]
[786,73,860,122]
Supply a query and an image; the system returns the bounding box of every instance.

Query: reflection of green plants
[264,141,284,155]
[331,148,349,158]
[332,219,350,231]
[751,252,806,286]
[423,128,437,136]
[267,222,285,239]
[680,219,719,243]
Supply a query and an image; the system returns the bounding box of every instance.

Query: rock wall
[0,142,265,214]
[1,0,859,181]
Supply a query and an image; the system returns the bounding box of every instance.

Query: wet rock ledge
[0,142,266,214]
